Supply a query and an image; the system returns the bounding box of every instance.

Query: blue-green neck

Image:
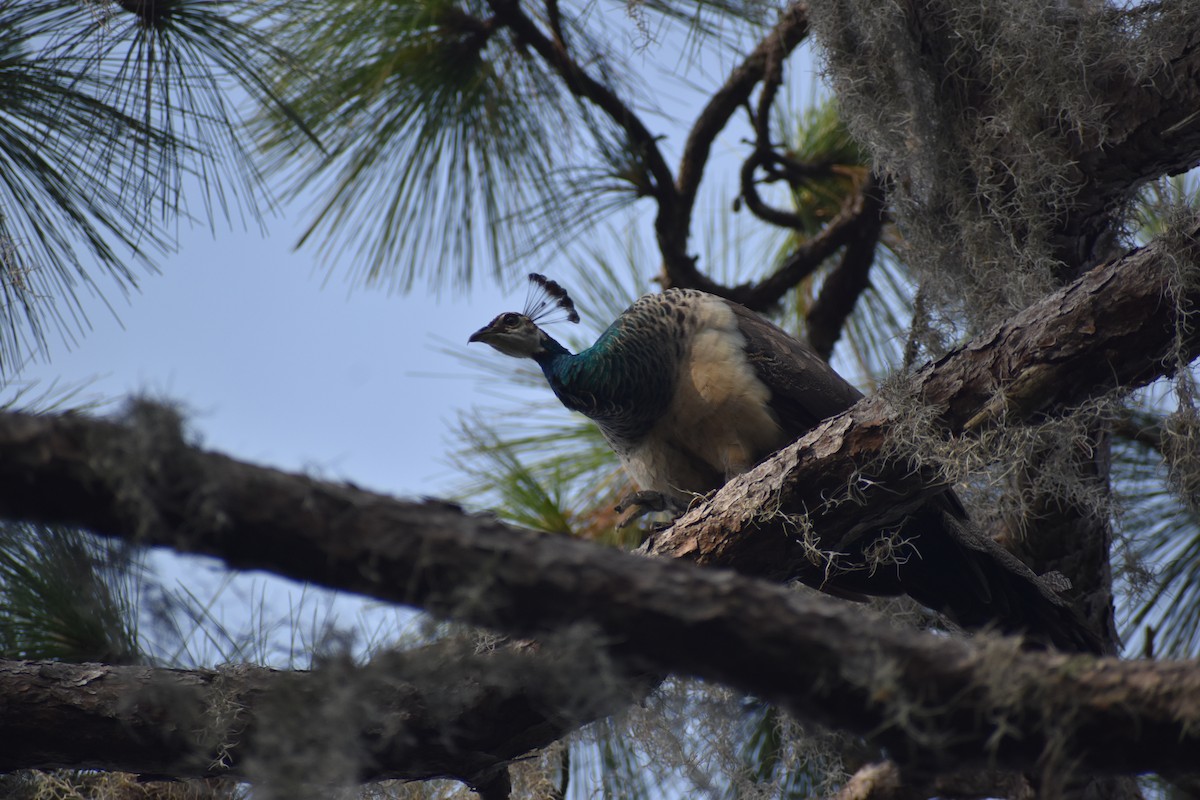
[530,323,674,444]
[532,331,573,364]
[531,331,583,398]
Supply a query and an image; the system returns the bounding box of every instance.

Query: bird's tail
[895,508,1107,654]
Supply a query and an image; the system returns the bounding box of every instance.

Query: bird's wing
[723,302,1100,650]
[724,300,864,436]
[727,300,970,519]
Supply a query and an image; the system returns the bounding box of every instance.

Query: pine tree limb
[0,640,644,787]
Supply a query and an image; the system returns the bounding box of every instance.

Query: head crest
[524,273,580,325]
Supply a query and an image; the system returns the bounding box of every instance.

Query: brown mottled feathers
[728,301,969,521]
[725,301,864,435]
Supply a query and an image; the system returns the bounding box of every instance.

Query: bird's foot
[615,490,682,529]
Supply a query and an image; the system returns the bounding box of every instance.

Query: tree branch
[735,37,816,233]
[0,423,1197,774]
[804,177,886,359]
[1056,4,1200,269]
[670,2,812,292]
[737,171,887,313]
[487,0,675,198]
[0,639,644,787]
[483,0,688,278]
[0,472,1196,779]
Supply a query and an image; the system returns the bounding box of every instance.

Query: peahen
[470,274,1104,653]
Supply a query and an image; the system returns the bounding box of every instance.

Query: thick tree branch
[645,221,1200,576]
[0,640,643,787]
[0,425,1196,775]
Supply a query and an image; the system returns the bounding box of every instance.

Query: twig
[667,1,812,291]
[675,1,811,206]
[485,0,682,263]
[805,176,887,359]
[732,173,883,310]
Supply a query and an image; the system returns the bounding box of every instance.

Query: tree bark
[0,415,1197,778]
[0,641,644,787]
[0,573,1198,779]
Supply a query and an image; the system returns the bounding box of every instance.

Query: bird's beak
[468,325,491,344]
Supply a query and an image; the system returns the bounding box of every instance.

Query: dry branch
[675,1,811,227]
[667,1,813,294]
[804,180,885,359]
[735,172,885,313]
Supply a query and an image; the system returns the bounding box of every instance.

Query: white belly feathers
[620,294,787,502]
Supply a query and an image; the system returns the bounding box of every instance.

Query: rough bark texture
[0,642,640,788]
[1057,9,1200,269]
[0,580,1199,779]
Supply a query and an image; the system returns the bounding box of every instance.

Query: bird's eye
[500,313,519,327]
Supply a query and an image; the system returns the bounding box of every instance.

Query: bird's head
[468,274,580,359]
[468,311,545,358]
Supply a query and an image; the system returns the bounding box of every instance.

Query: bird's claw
[615,490,681,528]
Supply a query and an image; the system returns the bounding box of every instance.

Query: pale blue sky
[13,216,516,498]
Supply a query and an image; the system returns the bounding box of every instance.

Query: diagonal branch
[669,2,845,299]
[735,30,814,233]
[672,1,812,288]
[698,13,885,313]
[483,0,687,274]
[731,171,885,311]
[485,0,675,198]
[803,176,887,359]
[494,0,813,295]
[676,2,811,205]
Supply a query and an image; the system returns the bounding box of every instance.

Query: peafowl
[470,274,1103,653]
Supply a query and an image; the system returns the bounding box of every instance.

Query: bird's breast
[619,295,787,502]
